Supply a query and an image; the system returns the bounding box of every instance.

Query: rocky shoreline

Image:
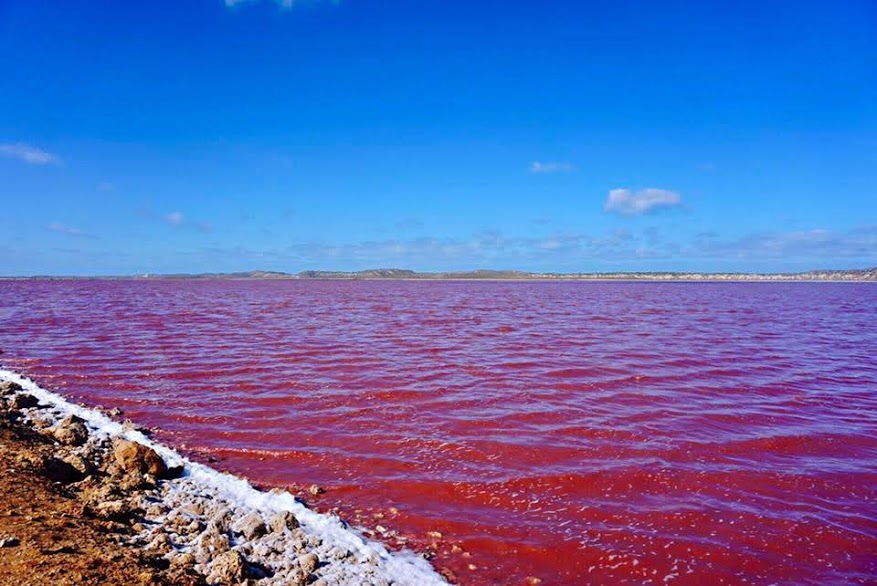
[0,373,447,586]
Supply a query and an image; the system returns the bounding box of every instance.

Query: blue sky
[1,0,875,275]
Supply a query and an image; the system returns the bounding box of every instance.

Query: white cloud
[604,188,682,216]
[0,143,59,165]
[529,161,575,174]
[166,212,185,226]
[164,211,213,233]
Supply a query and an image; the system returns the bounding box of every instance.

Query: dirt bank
[0,414,203,585]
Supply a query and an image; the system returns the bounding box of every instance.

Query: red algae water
[1,280,876,584]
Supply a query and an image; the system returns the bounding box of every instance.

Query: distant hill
[6,267,876,281]
[157,267,877,281]
[297,268,417,279]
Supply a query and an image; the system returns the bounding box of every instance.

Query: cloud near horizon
[8,224,875,276]
[185,225,877,273]
[529,161,576,174]
[0,143,59,166]
[224,0,334,8]
[604,188,682,216]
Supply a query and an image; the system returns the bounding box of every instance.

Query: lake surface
[1,280,875,584]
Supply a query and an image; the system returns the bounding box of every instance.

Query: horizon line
[2,266,875,281]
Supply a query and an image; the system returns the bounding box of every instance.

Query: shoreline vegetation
[2,267,876,281]
[0,372,448,586]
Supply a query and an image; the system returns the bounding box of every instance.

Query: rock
[60,452,93,477]
[81,483,121,508]
[197,521,230,555]
[145,503,167,518]
[43,456,87,483]
[171,551,196,568]
[268,510,299,533]
[113,438,168,477]
[0,536,20,548]
[11,394,39,409]
[207,550,247,584]
[30,413,54,431]
[282,568,309,586]
[145,532,173,555]
[184,519,203,536]
[93,499,132,521]
[308,484,325,496]
[209,506,233,532]
[53,414,89,446]
[180,501,205,517]
[122,419,152,436]
[297,552,319,574]
[0,381,22,395]
[232,510,267,540]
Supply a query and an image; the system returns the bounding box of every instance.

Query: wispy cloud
[165,211,213,233]
[71,224,875,275]
[529,161,576,174]
[0,143,59,166]
[224,0,333,8]
[692,227,877,260]
[604,188,682,216]
[135,207,212,233]
[166,211,185,226]
[46,222,95,239]
[394,218,425,232]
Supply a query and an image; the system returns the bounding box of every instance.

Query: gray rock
[232,510,267,540]
[269,510,300,533]
[209,506,233,532]
[11,393,39,409]
[282,568,310,586]
[184,519,203,536]
[298,552,319,574]
[43,456,87,483]
[197,521,230,554]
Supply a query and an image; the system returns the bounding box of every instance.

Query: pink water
[1,280,876,584]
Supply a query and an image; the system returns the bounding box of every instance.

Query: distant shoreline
[1,267,875,282]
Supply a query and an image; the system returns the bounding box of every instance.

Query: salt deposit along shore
[0,369,449,586]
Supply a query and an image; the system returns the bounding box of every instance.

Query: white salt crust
[0,368,448,586]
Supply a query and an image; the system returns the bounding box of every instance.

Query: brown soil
[0,420,203,586]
